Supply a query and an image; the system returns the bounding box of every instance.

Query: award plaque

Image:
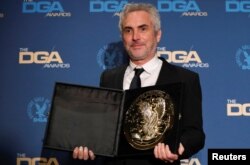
[124,90,174,150]
[43,82,183,157]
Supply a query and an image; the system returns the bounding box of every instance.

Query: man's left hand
[154,143,184,163]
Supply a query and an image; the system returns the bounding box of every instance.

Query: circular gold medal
[124,90,174,150]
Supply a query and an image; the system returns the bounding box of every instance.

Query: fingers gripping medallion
[124,90,175,150]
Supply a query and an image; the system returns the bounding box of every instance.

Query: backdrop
[1,0,250,165]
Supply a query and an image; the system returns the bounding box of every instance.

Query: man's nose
[132,30,140,41]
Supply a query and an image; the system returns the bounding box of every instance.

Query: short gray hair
[119,3,161,32]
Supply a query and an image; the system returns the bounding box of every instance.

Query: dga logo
[17,154,59,165]
[236,45,250,70]
[22,0,71,17]
[89,0,207,16]
[19,48,70,69]
[97,42,128,70]
[227,99,250,116]
[181,158,201,165]
[157,0,208,16]
[90,0,127,13]
[27,97,50,122]
[226,0,250,13]
[157,47,209,68]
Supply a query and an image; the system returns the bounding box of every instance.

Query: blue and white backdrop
[0,0,250,165]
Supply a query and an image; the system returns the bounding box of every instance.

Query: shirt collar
[128,56,162,74]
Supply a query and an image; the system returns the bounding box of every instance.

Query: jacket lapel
[156,58,179,85]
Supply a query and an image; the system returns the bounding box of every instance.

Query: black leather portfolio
[43,82,183,157]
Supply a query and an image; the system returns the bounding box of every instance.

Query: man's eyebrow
[138,24,149,29]
[123,26,132,30]
[138,24,149,28]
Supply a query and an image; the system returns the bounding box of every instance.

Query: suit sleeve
[99,70,112,88]
[179,73,205,159]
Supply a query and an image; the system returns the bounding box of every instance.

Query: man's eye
[123,29,131,33]
[140,27,147,32]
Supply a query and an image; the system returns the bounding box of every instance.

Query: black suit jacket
[99,59,205,165]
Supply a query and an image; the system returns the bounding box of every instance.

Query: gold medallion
[124,90,174,150]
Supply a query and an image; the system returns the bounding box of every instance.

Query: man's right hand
[72,146,95,160]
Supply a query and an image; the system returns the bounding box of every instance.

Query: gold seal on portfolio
[124,90,175,150]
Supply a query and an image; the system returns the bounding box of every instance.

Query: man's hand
[154,143,184,163]
[72,146,95,160]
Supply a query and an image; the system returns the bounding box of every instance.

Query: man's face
[121,10,161,65]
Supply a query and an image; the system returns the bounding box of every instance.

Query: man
[73,3,205,165]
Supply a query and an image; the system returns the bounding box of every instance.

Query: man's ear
[156,30,162,43]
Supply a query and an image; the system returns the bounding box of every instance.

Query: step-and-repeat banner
[0,0,250,165]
